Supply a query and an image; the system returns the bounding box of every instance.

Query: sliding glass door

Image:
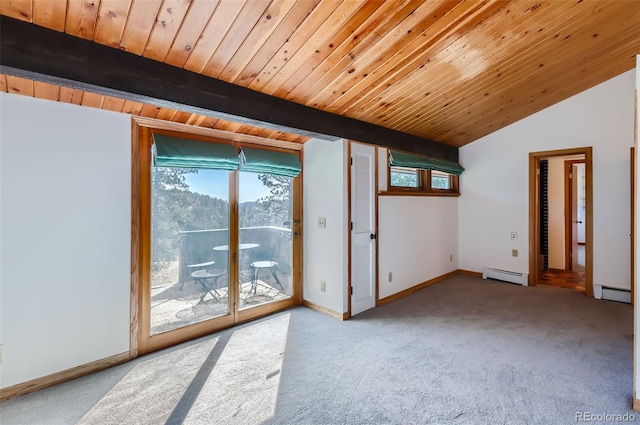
[136,127,301,355]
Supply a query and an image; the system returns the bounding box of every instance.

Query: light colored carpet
[1,275,637,424]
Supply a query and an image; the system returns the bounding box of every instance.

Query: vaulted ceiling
[1,0,639,148]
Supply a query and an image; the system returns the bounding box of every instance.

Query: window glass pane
[238,172,293,310]
[431,170,451,189]
[390,166,419,187]
[151,167,230,335]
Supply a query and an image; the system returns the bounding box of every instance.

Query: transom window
[387,150,462,196]
[389,167,458,193]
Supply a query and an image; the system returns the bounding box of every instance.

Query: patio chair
[178,234,215,290]
[249,232,284,293]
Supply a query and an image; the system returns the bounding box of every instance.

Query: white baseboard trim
[594,284,631,303]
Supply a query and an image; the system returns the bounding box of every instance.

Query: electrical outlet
[320,280,326,292]
[511,232,518,241]
[318,217,326,228]
[512,249,518,257]
[388,272,393,282]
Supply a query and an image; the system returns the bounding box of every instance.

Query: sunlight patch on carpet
[184,313,290,424]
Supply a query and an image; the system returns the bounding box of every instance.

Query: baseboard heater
[482,267,529,286]
[594,285,631,303]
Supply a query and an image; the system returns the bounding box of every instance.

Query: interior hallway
[539,270,586,292]
[539,245,586,292]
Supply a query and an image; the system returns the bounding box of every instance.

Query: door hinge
[234,203,238,213]
[350,222,353,231]
[350,287,353,295]
[569,173,573,179]
[350,157,353,165]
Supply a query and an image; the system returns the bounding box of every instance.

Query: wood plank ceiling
[1,0,639,147]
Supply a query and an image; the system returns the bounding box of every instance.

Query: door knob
[575,221,583,224]
[370,234,377,240]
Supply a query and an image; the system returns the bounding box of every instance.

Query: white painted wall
[302,138,348,314]
[0,93,132,388]
[459,69,635,290]
[547,157,566,270]
[377,148,459,299]
[378,196,458,299]
[378,147,389,192]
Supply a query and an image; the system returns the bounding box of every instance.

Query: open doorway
[529,147,593,296]
[537,156,586,291]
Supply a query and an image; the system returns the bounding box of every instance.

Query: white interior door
[350,142,376,316]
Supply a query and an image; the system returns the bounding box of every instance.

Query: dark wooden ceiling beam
[0,15,458,161]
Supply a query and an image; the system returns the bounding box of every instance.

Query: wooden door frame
[529,147,593,296]
[564,159,586,272]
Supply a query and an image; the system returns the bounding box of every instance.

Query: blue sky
[185,170,270,202]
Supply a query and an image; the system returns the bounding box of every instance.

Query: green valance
[153,134,240,170]
[239,147,301,178]
[389,150,464,176]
